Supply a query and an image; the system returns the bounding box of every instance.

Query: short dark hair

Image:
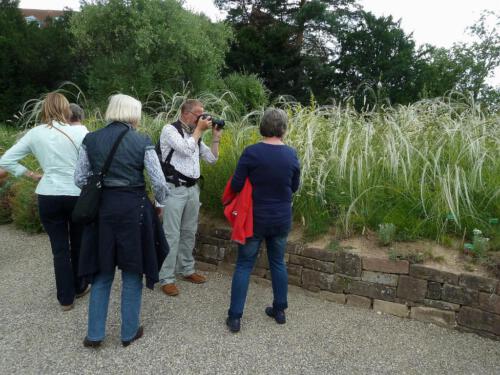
[69,103,85,122]
[181,99,203,114]
[259,108,288,137]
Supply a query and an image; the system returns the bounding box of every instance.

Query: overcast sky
[19,0,500,86]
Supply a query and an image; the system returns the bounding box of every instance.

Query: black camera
[200,113,225,129]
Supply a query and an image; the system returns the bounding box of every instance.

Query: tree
[414,11,500,104]
[0,0,77,121]
[452,11,500,100]
[70,0,232,101]
[215,0,358,103]
[333,11,420,106]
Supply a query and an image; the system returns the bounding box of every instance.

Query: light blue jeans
[87,270,143,341]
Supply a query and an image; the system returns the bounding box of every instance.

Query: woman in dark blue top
[226,108,300,333]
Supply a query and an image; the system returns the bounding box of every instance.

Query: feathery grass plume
[0,88,498,248]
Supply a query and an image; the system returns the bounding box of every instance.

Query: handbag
[72,126,130,224]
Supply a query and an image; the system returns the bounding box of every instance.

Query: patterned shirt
[159,122,217,180]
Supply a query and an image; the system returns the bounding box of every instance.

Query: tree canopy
[0,0,498,121]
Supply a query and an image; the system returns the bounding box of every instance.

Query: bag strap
[51,125,79,152]
[164,121,201,164]
[100,126,130,176]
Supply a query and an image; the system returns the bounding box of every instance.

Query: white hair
[105,94,142,126]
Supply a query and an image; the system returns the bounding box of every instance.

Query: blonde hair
[41,92,71,126]
[105,94,142,126]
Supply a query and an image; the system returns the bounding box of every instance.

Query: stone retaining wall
[194,225,500,340]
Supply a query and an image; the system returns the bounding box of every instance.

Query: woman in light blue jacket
[0,92,89,310]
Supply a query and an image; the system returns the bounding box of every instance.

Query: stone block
[194,255,218,266]
[346,295,371,309]
[426,281,442,300]
[197,235,228,247]
[394,298,422,308]
[410,264,459,285]
[478,293,500,315]
[333,251,362,277]
[348,280,396,302]
[211,227,232,240]
[289,255,335,273]
[301,269,321,290]
[223,246,238,264]
[195,261,217,272]
[320,274,348,293]
[288,275,302,286]
[423,299,460,311]
[373,300,409,318]
[217,262,235,274]
[256,249,269,269]
[459,274,498,293]
[442,284,479,306]
[301,247,336,262]
[410,306,456,328]
[362,257,409,274]
[252,267,267,278]
[287,264,303,277]
[286,242,303,255]
[361,271,399,286]
[457,306,500,335]
[397,276,428,302]
[199,244,224,261]
[197,223,210,234]
[320,291,346,304]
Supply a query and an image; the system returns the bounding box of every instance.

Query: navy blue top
[231,142,300,236]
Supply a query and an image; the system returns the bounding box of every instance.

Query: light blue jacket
[0,122,88,196]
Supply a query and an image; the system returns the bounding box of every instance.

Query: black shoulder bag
[72,127,130,224]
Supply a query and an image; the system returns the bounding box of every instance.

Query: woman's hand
[0,168,8,186]
[24,170,42,181]
[155,206,163,220]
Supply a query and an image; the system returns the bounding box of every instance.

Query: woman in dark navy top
[226,108,300,333]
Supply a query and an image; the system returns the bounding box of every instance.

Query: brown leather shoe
[161,283,179,296]
[183,273,207,284]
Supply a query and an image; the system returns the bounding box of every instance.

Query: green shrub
[9,179,42,233]
[222,73,269,115]
[378,223,396,246]
[0,177,13,224]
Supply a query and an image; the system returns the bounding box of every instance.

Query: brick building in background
[20,9,65,27]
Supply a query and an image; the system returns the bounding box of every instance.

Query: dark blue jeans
[228,232,289,319]
[38,195,86,306]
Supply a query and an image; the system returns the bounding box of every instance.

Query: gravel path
[1,224,499,374]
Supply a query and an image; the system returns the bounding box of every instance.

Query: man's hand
[196,116,212,132]
[212,125,223,141]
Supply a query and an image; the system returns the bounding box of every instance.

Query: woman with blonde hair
[0,92,89,310]
[75,94,169,348]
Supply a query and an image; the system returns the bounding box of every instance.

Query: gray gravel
[1,224,499,375]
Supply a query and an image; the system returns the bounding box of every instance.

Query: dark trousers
[38,195,86,306]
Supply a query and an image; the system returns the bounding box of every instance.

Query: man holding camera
[158,99,222,296]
